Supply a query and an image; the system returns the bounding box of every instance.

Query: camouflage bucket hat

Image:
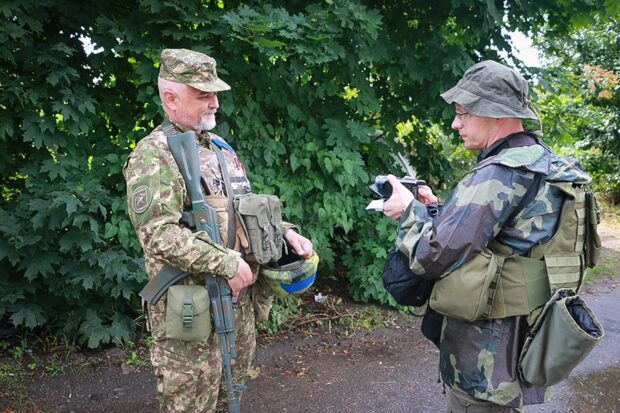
[440,60,538,120]
[159,48,231,92]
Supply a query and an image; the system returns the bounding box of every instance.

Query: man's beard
[197,113,216,131]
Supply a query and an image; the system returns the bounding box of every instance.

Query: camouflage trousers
[148,289,256,413]
[447,389,524,413]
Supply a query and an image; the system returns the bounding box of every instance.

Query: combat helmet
[258,238,318,297]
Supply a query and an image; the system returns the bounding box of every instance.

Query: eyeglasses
[455,112,469,120]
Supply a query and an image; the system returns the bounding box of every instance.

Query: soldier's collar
[196,130,213,146]
[478,132,540,162]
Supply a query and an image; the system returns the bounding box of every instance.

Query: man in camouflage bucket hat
[123,48,313,412]
[383,60,592,412]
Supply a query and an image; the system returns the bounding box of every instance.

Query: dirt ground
[2,219,619,413]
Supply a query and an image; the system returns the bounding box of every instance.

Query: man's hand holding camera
[383,174,438,220]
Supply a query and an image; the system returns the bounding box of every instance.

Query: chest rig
[161,121,283,265]
[429,145,601,322]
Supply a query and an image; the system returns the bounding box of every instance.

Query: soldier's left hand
[285,229,313,258]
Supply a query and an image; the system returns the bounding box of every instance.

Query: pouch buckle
[182,291,193,328]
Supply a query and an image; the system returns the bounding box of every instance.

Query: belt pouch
[165,285,211,342]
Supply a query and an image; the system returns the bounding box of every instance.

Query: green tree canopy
[534,17,620,203]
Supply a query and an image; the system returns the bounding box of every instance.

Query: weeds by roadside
[257,292,420,342]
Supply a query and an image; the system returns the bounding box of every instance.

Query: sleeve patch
[132,186,152,214]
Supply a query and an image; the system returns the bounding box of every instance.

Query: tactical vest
[429,147,601,322]
[160,122,283,264]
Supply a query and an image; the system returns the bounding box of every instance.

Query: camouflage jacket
[396,133,592,407]
[123,121,254,284]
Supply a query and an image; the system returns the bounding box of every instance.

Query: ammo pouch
[234,193,283,265]
[429,248,553,321]
[165,285,211,342]
[518,288,604,386]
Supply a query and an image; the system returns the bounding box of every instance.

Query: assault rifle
[140,131,244,413]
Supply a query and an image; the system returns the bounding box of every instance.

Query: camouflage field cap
[159,48,231,92]
[441,60,538,120]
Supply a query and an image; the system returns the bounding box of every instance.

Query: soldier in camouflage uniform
[123,49,313,412]
[383,60,592,412]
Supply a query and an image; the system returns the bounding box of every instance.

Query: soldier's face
[176,87,219,132]
[451,104,498,150]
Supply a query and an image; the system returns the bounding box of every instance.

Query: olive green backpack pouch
[429,249,503,321]
[585,189,602,268]
[165,285,211,341]
[518,288,604,386]
[234,193,283,265]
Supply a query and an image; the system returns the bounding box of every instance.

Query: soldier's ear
[161,89,178,110]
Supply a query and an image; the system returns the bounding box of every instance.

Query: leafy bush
[1,0,615,347]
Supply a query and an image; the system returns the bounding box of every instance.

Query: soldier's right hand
[228,258,254,297]
[383,174,415,220]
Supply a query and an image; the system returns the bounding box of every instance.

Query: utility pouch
[165,285,211,342]
[234,193,283,265]
[518,288,604,386]
[429,248,504,321]
[585,189,601,268]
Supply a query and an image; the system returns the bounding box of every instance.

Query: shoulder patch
[132,186,152,214]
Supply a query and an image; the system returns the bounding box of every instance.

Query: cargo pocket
[165,285,211,342]
[429,249,504,321]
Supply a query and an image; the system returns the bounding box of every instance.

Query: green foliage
[0,0,611,347]
[534,18,620,203]
[257,296,303,335]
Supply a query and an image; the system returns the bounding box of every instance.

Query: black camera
[369,175,426,200]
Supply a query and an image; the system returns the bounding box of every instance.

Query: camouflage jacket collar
[478,132,542,162]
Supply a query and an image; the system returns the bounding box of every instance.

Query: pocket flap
[167,285,210,316]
